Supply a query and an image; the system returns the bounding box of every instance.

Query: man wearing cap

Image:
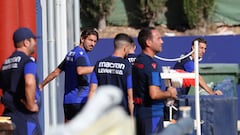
[0,27,42,135]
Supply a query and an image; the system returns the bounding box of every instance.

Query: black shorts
[64,103,86,120]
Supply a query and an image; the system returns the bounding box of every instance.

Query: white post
[46,0,58,129]
[55,0,67,63]
[55,0,68,124]
[41,0,51,134]
[59,0,68,60]
[49,0,62,127]
[74,0,80,45]
[194,40,201,135]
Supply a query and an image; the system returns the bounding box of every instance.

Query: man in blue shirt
[39,28,99,122]
[132,27,177,135]
[88,33,134,116]
[126,41,137,65]
[173,37,223,96]
[0,27,42,135]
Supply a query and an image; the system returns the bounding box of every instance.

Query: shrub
[139,0,167,27]
[183,0,214,28]
[80,0,114,29]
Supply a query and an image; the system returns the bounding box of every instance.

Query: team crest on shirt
[79,51,84,55]
[151,63,157,69]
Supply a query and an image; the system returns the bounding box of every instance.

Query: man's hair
[191,37,207,46]
[114,33,133,49]
[80,28,99,43]
[137,27,155,49]
[14,40,26,48]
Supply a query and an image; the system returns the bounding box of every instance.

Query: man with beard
[39,28,99,122]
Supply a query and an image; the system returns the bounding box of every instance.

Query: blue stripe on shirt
[90,71,98,84]
[24,62,36,75]
[152,72,161,86]
[127,74,132,89]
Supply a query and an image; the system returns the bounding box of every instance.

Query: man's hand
[167,87,177,99]
[20,99,39,112]
[214,90,223,95]
[39,84,43,91]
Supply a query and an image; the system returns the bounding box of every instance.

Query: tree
[183,0,214,29]
[81,0,114,30]
[139,0,167,27]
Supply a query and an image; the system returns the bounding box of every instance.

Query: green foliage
[80,0,215,30]
[183,0,214,28]
[139,0,167,26]
[81,0,114,19]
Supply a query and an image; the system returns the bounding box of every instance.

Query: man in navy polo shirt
[173,37,223,96]
[132,27,177,135]
[0,27,42,135]
[126,41,137,65]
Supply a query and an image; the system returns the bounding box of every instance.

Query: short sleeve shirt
[132,53,164,118]
[59,46,91,104]
[90,56,132,113]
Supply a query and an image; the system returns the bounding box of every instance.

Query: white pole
[194,40,201,135]
[55,0,66,63]
[59,0,68,58]
[47,0,60,127]
[74,0,80,45]
[40,0,51,134]
[55,0,68,124]
[66,0,74,49]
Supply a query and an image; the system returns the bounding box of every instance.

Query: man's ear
[23,39,30,47]
[191,45,194,51]
[146,39,151,47]
[80,38,84,44]
[123,44,128,53]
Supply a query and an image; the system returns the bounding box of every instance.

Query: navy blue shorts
[3,110,42,135]
[64,103,86,120]
[135,116,164,135]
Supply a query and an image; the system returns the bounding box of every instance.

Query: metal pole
[55,0,68,124]
[74,0,80,45]
[194,40,201,135]
[40,0,51,134]
[48,0,57,127]
[59,0,67,59]
[66,0,74,49]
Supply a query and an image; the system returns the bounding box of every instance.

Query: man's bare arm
[22,74,38,112]
[149,85,177,100]
[76,66,94,75]
[88,83,98,100]
[127,88,134,116]
[39,68,62,90]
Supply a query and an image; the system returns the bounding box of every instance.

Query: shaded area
[165,0,188,31]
